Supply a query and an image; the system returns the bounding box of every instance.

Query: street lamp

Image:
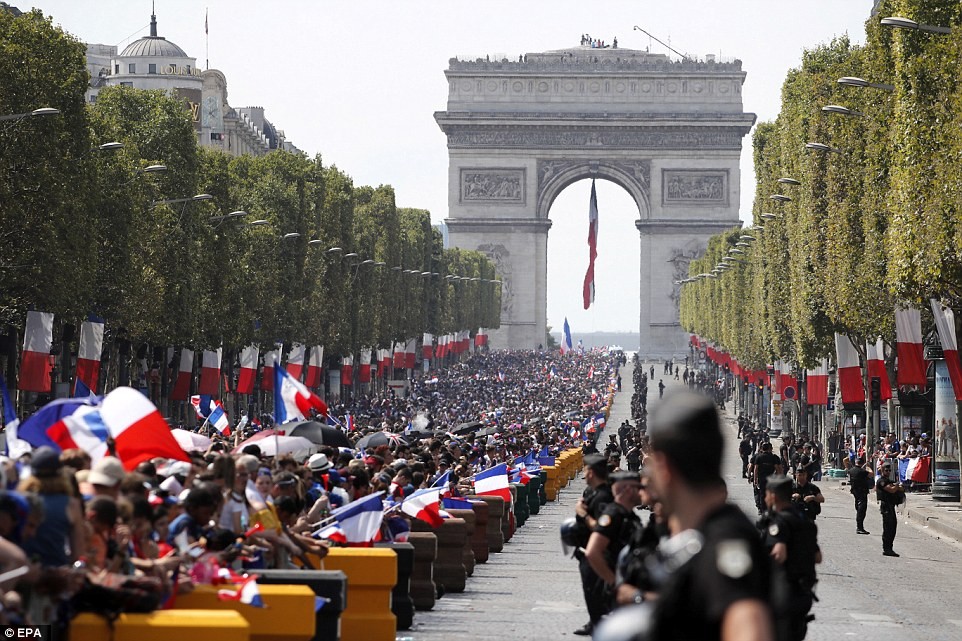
[248,219,270,227]
[777,177,801,186]
[739,234,756,241]
[881,16,952,34]
[326,247,343,254]
[837,76,894,92]
[141,164,167,173]
[0,106,60,123]
[151,193,213,207]
[805,142,841,153]
[770,194,792,203]
[760,213,777,221]
[307,238,324,247]
[821,104,863,117]
[282,232,301,240]
[209,210,248,223]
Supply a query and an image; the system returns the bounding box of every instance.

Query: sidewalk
[818,475,962,544]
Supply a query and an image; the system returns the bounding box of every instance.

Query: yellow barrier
[311,547,398,641]
[176,583,315,641]
[72,610,250,641]
[543,465,559,501]
[568,449,579,480]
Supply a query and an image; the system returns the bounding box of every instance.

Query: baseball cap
[88,457,125,487]
[29,446,62,477]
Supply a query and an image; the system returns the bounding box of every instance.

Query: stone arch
[536,160,651,221]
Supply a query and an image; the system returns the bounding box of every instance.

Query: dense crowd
[0,348,621,632]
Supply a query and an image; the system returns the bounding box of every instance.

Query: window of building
[89,94,97,103]
[186,65,191,73]
[120,81,133,87]
[148,63,157,74]
[114,64,119,74]
[128,63,136,73]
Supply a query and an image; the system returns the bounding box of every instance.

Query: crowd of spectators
[0,348,620,631]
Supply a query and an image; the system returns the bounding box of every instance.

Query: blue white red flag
[474,463,511,502]
[442,496,474,510]
[315,491,385,546]
[431,470,451,489]
[190,395,231,436]
[217,576,265,608]
[274,357,328,424]
[582,180,598,310]
[74,315,104,398]
[401,487,444,528]
[561,317,573,355]
[0,374,31,458]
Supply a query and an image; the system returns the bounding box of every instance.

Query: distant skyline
[28,1,872,331]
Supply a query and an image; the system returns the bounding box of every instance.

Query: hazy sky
[28,1,872,332]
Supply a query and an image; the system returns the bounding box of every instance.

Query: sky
[27,1,873,333]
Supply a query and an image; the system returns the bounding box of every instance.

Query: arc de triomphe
[435,46,755,357]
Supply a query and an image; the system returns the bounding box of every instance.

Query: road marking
[849,613,899,627]
[531,600,581,613]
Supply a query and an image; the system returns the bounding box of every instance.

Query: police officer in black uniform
[585,471,643,612]
[847,457,871,534]
[602,391,776,641]
[876,461,903,557]
[790,461,824,522]
[615,469,668,607]
[758,475,820,641]
[573,453,614,635]
[751,441,783,515]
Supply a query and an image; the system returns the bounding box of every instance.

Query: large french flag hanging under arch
[582,180,598,310]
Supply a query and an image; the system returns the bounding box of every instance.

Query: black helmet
[560,516,589,556]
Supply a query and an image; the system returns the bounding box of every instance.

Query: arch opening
[546,178,641,348]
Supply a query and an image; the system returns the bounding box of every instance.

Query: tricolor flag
[261,343,283,391]
[895,306,927,387]
[340,355,353,387]
[442,496,474,510]
[237,345,259,394]
[1,374,31,458]
[905,455,931,483]
[401,487,444,528]
[865,338,893,401]
[422,333,434,360]
[305,345,324,388]
[198,348,222,395]
[587,365,595,380]
[74,315,104,398]
[931,300,962,400]
[358,349,372,384]
[474,463,510,502]
[405,339,417,369]
[217,576,265,608]
[431,470,451,489]
[805,359,829,406]
[38,387,189,470]
[561,318,573,355]
[393,342,405,369]
[190,395,231,436]
[286,343,306,380]
[314,492,385,546]
[834,333,865,404]
[170,349,194,401]
[582,179,599,310]
[19,311,53,392]
[377,348,391,378]
[779,362,798,401]
[344,414,355,432]
[274,358,328,423]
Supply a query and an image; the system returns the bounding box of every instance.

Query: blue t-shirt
[167,512,204,546]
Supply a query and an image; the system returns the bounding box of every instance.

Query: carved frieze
[460,168,526,205]
[476,243,514,318]
[662,169,729,206]
[446,127,743,150]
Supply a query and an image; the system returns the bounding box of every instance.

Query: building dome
[120,37,186,58]
[118,10,187,58]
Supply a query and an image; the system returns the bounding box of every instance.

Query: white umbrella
[171,429,212,452]
[256,435,317,461]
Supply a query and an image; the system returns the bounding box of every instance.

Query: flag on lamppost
[582,180,598,310]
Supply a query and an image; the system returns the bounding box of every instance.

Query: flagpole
[205,8,209,70]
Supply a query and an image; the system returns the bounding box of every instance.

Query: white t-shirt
[219,491,249,531]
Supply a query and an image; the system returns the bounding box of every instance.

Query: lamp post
[837,76,895,92]
[0,107,60,132]
[881,16,952,35]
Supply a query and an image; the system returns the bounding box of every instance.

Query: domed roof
[118,11,188,58]
[120,37,187,58]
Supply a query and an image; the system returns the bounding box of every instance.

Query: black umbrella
[453,420,484,436]
[286,420,352,448]
[480,425,503,437]
[355,431,408,451]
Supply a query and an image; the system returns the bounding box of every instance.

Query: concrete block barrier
[175,583,315,641]
[469,499,491,563]
[310,548,398,641]
[375,541,415,630]
[72,610,250,641]
[444,508,477,576]
[255,569,347,641]
[468,494,505,552]
[408,531,438,611]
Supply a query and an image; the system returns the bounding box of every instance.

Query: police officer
[790,462,824,522]
[573,453,614,635]
[751,441,783,515]
[615,469,668,607]
[738,435,753,479]
[847,457,871,534]
[758,475,820,641]
[639,391,776,640]
[876,461,903,557]
[585,471,643,611]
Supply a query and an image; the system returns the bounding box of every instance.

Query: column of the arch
[637,223,652,359]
